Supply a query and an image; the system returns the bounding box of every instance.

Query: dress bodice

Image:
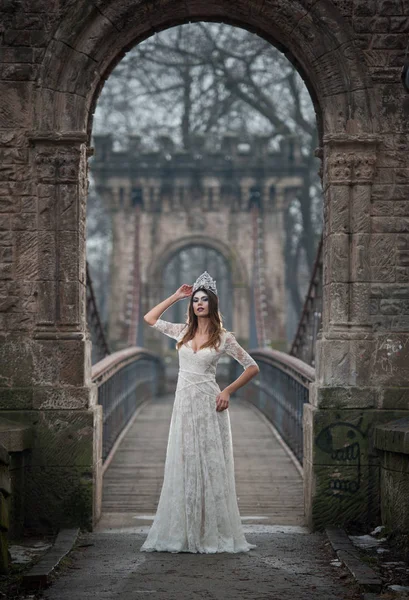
[150,318,258,377]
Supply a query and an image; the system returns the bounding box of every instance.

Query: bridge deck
[97,394,305,531]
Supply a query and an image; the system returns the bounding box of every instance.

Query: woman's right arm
[143,284,193,325]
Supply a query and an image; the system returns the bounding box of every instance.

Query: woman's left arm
[216,333,259,412]
[224,364,259,395]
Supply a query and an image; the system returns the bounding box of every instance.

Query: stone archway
[5,0,409,533]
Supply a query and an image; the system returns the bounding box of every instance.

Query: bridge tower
[91,134,306,351]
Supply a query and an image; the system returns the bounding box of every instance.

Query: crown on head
[192,271,218,297]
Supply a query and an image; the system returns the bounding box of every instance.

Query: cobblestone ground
[41,526,361,600]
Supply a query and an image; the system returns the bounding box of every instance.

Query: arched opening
[25,0,383,534]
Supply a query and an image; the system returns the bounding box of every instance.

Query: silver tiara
[192,271,218,296]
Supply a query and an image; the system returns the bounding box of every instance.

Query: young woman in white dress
[140,271,260,554]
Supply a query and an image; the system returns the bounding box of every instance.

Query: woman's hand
[216,389,230,412]
[174,284,193,300]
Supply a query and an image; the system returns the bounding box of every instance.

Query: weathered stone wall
[374,417,409,535]
[0,0,408,532]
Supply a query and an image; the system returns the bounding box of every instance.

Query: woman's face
[192,290,209,318]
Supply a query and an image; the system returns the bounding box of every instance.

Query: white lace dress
[139,318,258,554]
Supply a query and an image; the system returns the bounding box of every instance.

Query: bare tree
[92,23,322,318]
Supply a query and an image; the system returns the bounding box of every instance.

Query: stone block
[14,12,47,29]
[37,280,56,324]
[0,294,20,312]
[0,233,13,246]
[390,16,409,32]
[328,186,349,233]
[351,234,370,281]
[309,383,377,409]
[397,251,409,266]
[0,338,33,387]
[380,459,409,533]
[0,247,12,263]
[38,231,55,280]
[24,465,94,532]
[396,267,409,281]
[22,0,59,11]
[351,186,371,233]
[326,233,349,284]
[33,387,91,410]
[316,337,375,387]
[15,231,37,280]
[353,0,377,16]
[0,388,33,410]
[0,82,32,129]
[394,202,409,216]
[0,181,34,196]
[371,266,395,282]
[58,231,78,280]
[58,184,78,230]
[38,195,56,230]
[371,283,409,298]
[371,201,391,216]
[373,216,409,233]
[369,298,379,314]
[379,388,409,409]
[353,16,390,33]
[0,46,34,62]
[0,197,21,212]
[372,183,409,202]
[6,312,36,331]
[373,333,409,386]
[327,282,349,323]
[0,409,94,468]
[0,217,10,232]
[369,234,395,271]
[350,283,371,322]
[380,299,403,314]
[0,63,37,81]
[58,281,79,325]
[374,417,409,454]
[59,10,116,63]
[21,196,36,212]
[3,29,48,47]
[0,417,33,452]
[32,340,90,386]
[0,264,12,280]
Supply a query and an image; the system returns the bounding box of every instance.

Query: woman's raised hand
[175,284,193,300]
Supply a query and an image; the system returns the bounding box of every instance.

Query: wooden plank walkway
[96,394,305,531]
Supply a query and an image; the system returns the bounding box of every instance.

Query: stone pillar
[0,133,102,533]
[304,135,409,531]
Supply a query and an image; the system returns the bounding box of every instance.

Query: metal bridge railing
[234,349,315,465]
[289,236,323,367]
[92,348,165,462]
[86,261,111,363]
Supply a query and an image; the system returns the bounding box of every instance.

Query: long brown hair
[176,287,226,351]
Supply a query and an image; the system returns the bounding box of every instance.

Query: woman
[140,271,260,554]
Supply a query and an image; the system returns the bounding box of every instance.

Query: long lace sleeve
[224,332,258,370]
[149,318,187,340]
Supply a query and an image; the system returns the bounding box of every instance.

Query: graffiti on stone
[315,415,369,499]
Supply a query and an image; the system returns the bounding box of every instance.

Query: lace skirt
[139,370,257,553]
